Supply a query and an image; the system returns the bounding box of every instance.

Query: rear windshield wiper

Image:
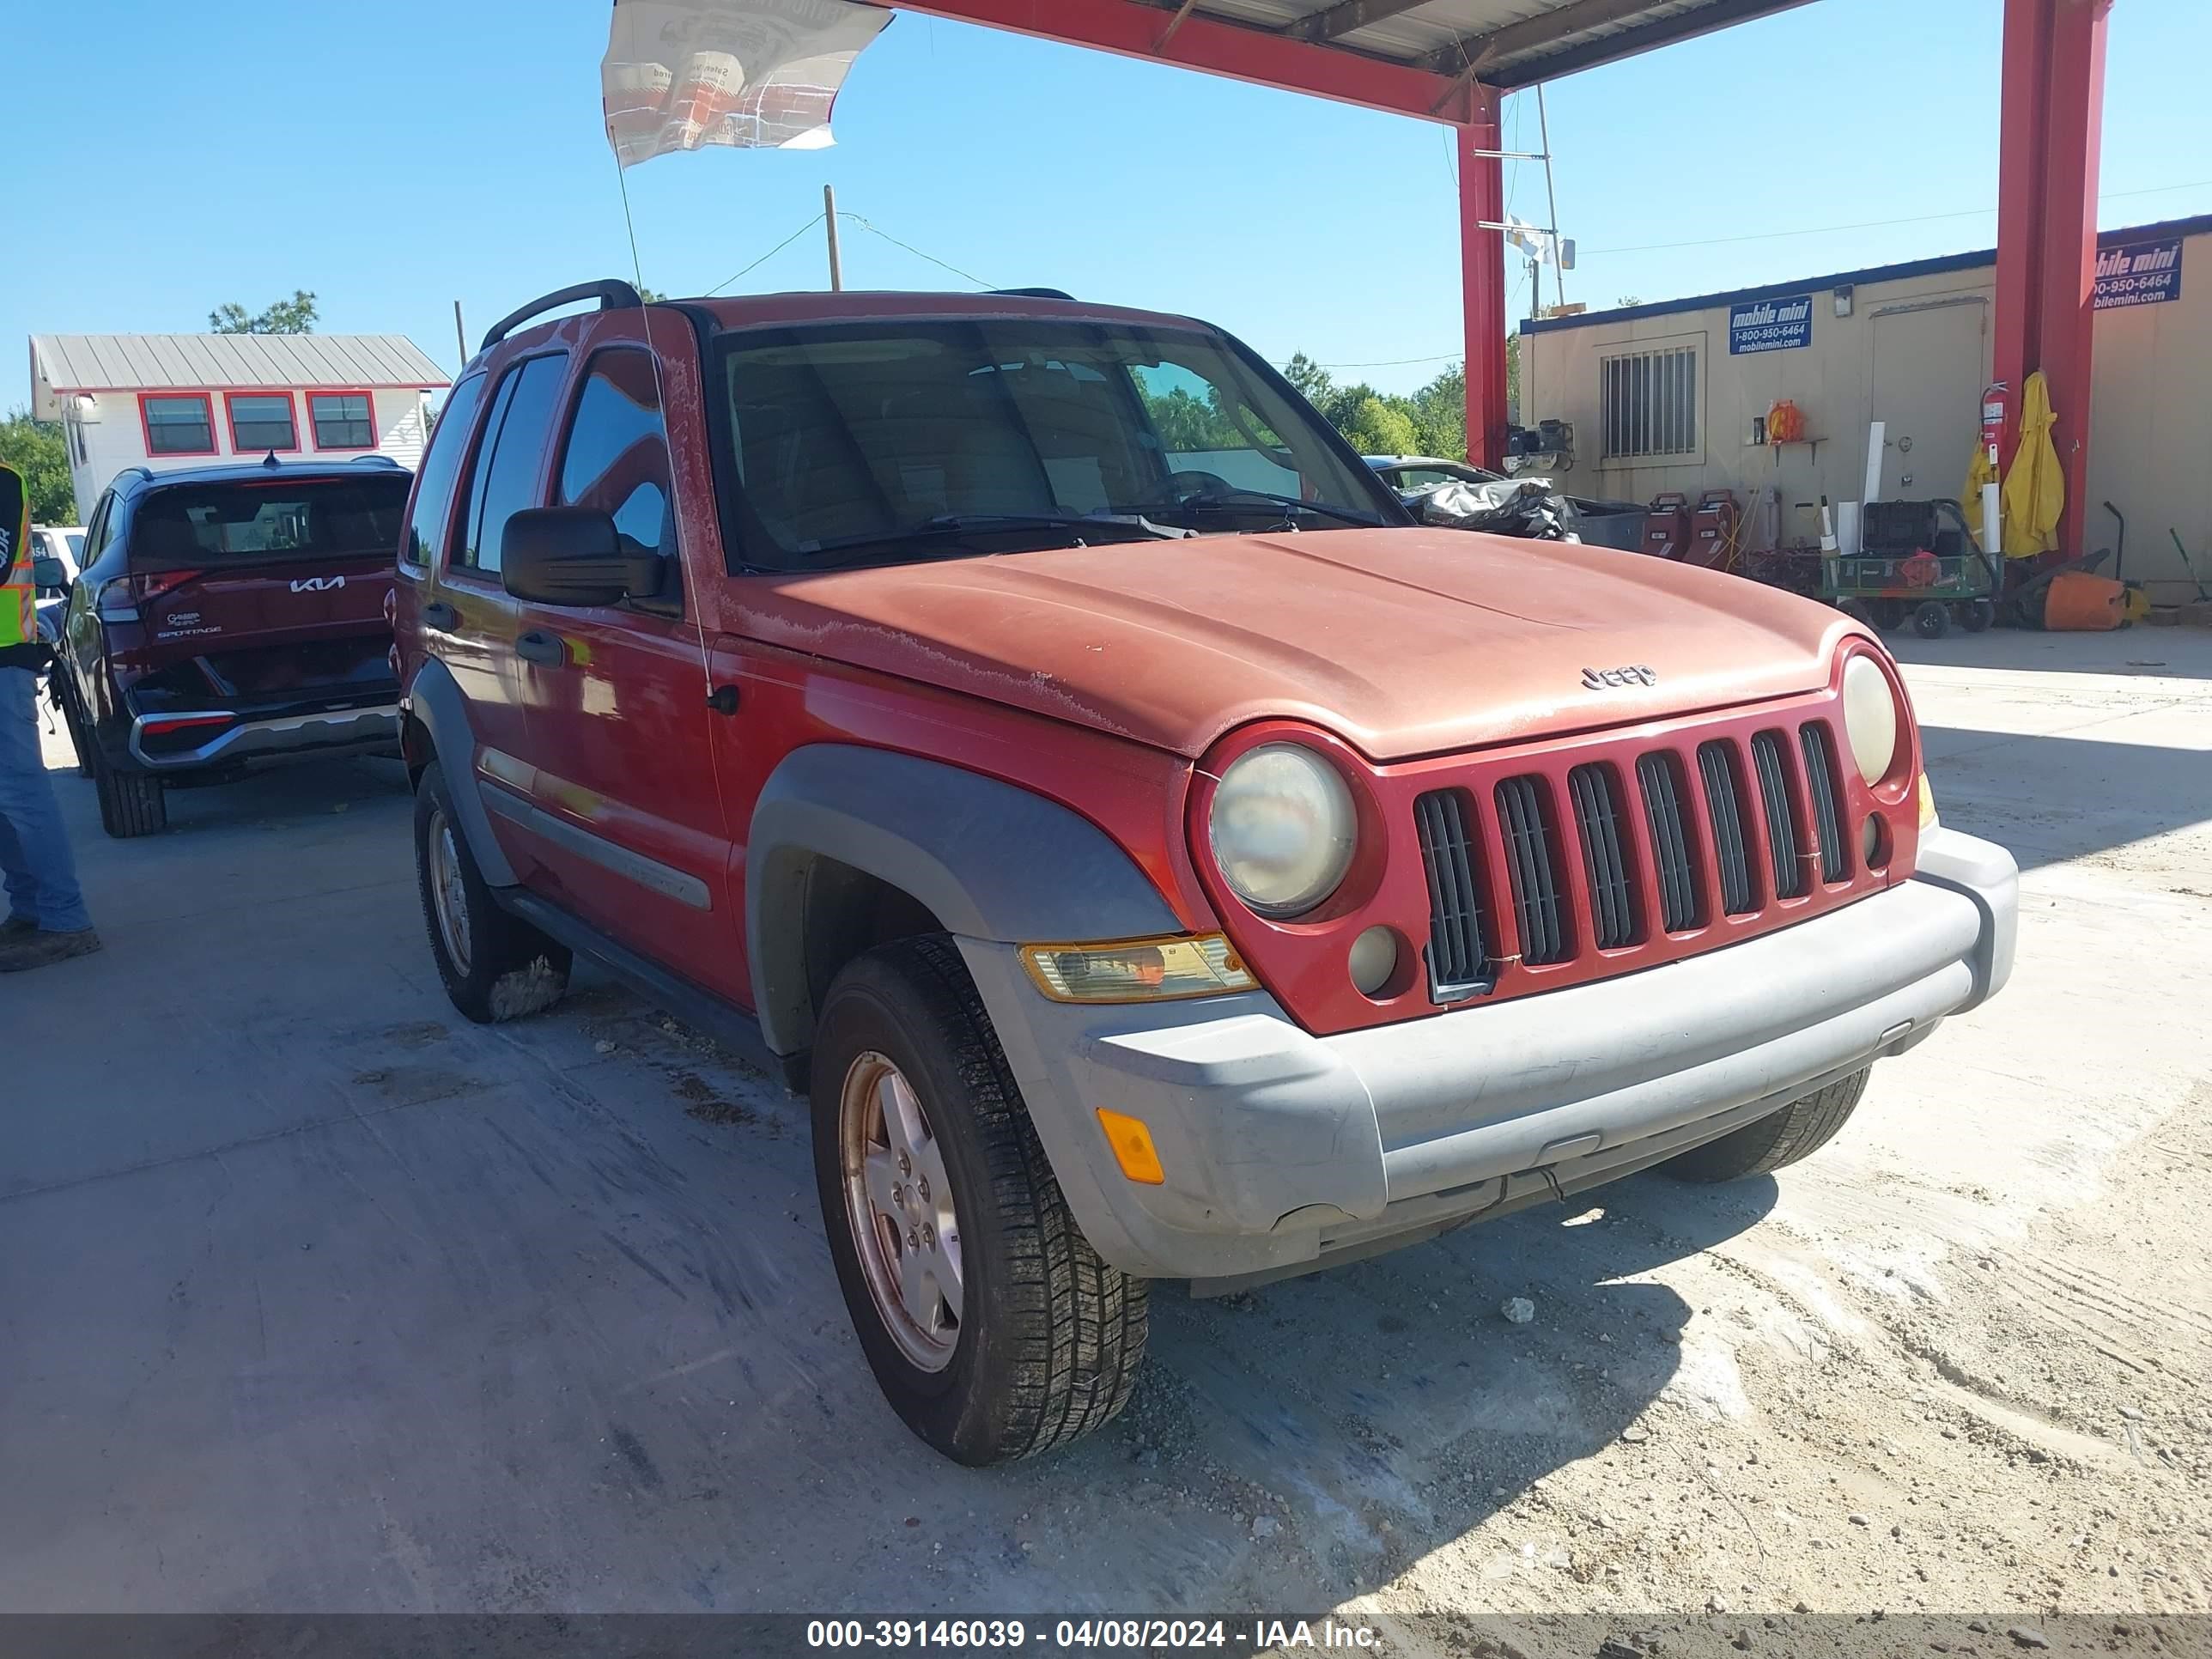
[802,512,1190,569]
[1125,490,1385,527]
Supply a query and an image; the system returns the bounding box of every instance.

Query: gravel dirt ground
[3,629,2209,1650]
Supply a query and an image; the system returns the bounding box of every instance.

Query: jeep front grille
[1750,730,1808,900]
[1411,717,1857,1003]
[1413,788,1492,1000]
[1495,775,1571,966]
[1801,721,1850,883]
[1568,763,1639,950]
[1637,750,1703,932]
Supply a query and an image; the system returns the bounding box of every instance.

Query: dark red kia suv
[50,456,411,836]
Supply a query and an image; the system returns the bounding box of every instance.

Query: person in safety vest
[0,459,100,971]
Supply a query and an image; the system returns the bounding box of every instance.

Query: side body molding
[747,744,1183,1058]
[405,656,520,888]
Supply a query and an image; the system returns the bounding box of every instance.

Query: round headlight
[1841,654,1900,784]
[1208,744,1358,918]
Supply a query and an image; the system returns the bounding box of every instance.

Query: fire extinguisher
[1981,381,2010,469]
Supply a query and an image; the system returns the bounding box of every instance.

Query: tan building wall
[1520,220,2212,604]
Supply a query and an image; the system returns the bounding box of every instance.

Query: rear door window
[457,356,568,575]
[128,477,411,568]
[404,371,489,567]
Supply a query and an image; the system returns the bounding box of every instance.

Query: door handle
[514,629,568,668]
[422,600,459,630]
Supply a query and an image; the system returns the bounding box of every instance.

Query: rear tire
[1913,599,1951,639]
[1962,597,1996,633]
[811,934,1148,1466]
[91,741,167,838]
[1661,1068,1870,1183]
[412,759,570,1023]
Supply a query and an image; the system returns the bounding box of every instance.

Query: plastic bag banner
[603,0,890,164]
[1729,294,1813,355]
[2094,238,2183,311]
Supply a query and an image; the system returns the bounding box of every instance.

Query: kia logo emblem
[290,575,345,593]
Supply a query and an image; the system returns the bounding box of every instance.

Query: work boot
[2,915,36,937]
[0,927,103,972]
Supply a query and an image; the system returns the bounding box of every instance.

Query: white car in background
[30,526,86,585]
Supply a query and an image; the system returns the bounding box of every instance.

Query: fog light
[1863,813,1891,869]
[1348,926,1398,996]
[1095,1109,1165,1185]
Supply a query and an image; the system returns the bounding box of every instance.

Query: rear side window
[557,349,674,560]
[457,356,567,575]
[404,372,488,567]
[128,478,411,568]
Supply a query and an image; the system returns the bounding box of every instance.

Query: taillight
[100,568,204,622]
[135,569,204,605]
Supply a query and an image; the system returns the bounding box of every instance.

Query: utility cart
[1824,497,2002,639]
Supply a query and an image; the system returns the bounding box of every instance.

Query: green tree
[0,408,78,524]
[1408,362,1467,461]
[209,289,319,334]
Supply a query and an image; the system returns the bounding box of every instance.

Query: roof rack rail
[117,465,154,486]
[343,454,404,468]
[993,287,1075,301]
[481,279,643,351]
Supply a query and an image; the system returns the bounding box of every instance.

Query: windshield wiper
[803,513,1190,570]
[1122,490,1383,527]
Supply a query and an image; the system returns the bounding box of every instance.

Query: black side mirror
[500,507,663,607]
[31,555,70,593]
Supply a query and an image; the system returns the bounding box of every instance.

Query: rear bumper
[124,704,402,773]
[963,826,2017,1285]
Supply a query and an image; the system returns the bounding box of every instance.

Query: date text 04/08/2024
[804,1619,1382,1650]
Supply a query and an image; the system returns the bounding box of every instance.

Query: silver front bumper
[963,827,2018,1284]
[127,705,402,771]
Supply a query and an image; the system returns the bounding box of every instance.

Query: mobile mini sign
[1729,294,1814,355]
[2094,238,2184,311]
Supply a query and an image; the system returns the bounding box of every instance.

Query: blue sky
[7,0,2209,401]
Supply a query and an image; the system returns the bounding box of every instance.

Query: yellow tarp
[2001,370,2064,558]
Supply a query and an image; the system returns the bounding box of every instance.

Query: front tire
[412,760,570,1023]
[811,935,1148,1466]
[1661,1068,1870,1182]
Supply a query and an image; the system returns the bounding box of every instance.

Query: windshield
[713,319,1403,569]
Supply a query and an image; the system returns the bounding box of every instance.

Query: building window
[1600,344,1699,460]
[226,392,298,453]
[309,392,376,450]
[142,393,216,456]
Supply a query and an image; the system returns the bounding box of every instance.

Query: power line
[708,213,825,294]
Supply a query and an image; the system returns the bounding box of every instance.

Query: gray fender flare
[404,657,519,888]
[746,744,1182,1058]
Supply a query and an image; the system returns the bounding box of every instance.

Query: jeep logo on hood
[290,575,345,593]
[1583,664,1657,690]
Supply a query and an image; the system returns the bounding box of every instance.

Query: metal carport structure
[850,0,1820,470]
[856,0,2114,556]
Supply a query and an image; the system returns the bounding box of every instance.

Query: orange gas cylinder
[2043,570,2128,631]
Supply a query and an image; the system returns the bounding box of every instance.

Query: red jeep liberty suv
[393,282,2017,1466]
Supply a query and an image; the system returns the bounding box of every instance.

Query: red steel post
[1461,88,1509,471]
[1992,0,2111,558]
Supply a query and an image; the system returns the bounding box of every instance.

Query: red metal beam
[1992,0,2110,560]
[872,0,1479,122]
[1460,90,1509,469]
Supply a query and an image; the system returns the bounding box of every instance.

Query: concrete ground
[3,629,2209,1625]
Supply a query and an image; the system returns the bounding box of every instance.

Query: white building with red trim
[28,332,449,515]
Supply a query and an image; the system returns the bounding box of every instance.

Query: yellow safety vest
[0,461,33,653]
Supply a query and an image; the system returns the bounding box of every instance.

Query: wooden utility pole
[823,185,844,291]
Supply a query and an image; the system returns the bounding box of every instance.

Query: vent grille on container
[1800,722,1850,883]
[1637,750,1702,932]
[1495,775,1570,965]
[1569,763,1639,949]
[1413,788,1492,1000]
[1698,740,1760,916]
[1750,730,1808,900]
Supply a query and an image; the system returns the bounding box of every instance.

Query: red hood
[729,527,1863,762]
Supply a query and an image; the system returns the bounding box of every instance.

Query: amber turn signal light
[1095,1109,1166,1185]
